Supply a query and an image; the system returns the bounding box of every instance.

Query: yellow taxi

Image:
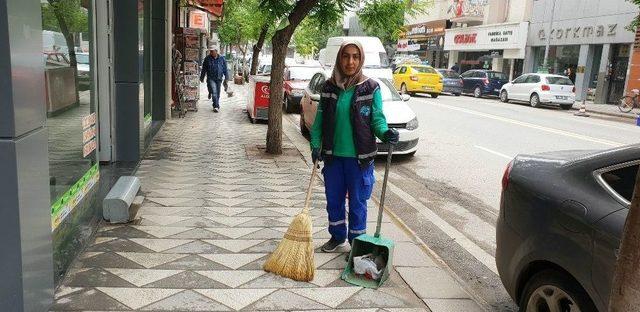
[393,64,443,98]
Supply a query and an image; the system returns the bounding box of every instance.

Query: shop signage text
[454,33,477,44]
[489,30,514,43]
[405,20,447,38]
[538,24,617,41]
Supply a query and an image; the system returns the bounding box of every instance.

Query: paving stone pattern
[53,84,481,311]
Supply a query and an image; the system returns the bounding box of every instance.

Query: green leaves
[357,0,432,44]
[292,17,342,56]
[42,0,89,33]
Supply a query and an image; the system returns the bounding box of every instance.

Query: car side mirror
[401,94,410,101]
[310,93,321,102]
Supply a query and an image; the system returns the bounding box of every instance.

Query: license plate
[424,86,433,90]
[556,96,568,100]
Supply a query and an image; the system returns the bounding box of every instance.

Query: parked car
[392,64,443,98]
[299,70,419,156]
[496,144,640,312]
[320,36,392,80]
[500,73,575,110]
[460,70,509,98]
[437,69,463,96]
[283,63,323,114]
[76,52,90,90]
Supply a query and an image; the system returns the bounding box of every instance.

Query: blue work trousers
[322,156,375,242]
[207,79,222,108]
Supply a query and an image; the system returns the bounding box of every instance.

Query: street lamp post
[542,0,556,73]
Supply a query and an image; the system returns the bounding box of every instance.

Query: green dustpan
[342,144,395,289]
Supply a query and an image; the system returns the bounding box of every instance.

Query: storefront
[526,0,637,103]
[397,20,450,68]
[444,22,529,79]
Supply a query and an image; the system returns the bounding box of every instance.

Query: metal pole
[542,0,556,72]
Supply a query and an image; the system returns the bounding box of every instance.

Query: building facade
[443,0,533,80]
[0,1,221,311]
[526,0,638,103]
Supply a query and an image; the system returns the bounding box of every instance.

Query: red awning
[189,0,224,17]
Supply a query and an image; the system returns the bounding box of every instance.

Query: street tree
[43,0,88,68]
[218,0,260,75]
[293,16,343,58]
[357,0,430,52]
[609,169,640,311]
[262,0,357,154]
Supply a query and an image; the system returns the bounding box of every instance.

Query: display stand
[175,27,200,112]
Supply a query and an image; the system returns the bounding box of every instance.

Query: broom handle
[303,160,319,214]
[375,143,394,238]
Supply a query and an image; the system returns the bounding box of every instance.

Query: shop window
[42,0,98,232]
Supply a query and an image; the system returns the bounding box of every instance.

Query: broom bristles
[263,211,315,282]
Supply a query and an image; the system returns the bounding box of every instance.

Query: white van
[320,36,392,80]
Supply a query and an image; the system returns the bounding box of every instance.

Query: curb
[571,106,638,120]
[281,113,491,312]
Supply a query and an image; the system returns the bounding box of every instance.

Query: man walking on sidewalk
[200,45,228,113]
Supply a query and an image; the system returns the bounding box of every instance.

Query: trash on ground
[353,253,386,280]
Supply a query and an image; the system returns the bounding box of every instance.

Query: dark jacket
[320,79,380,167]
[200,54,228,82]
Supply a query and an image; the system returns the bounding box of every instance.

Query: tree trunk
[49,0,79,104]
[265,0,318,155]
[609,169,640,311]
[250,23,269,75]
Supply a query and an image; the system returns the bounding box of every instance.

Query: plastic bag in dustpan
[341,143,396,289]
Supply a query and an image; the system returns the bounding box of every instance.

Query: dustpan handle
[375,143,394,238]
[303,160,319,214]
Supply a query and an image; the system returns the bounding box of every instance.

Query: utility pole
[542,0,556,73]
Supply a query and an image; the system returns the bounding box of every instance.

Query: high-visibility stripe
[355,94,374,101]
[349,229,366,234]
[358,150,377,159]
[329,219,346,226]
[321,92,338,99]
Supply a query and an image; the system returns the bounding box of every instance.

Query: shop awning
[188,0,224,17]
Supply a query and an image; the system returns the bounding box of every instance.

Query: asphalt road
[287,93,640,311]
[379,93,640,311]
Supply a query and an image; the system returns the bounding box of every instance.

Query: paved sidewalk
[52,84,484,311]
[576,101,640,120]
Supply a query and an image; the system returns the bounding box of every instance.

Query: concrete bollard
[574,100,589,117]
[103,176,141,223]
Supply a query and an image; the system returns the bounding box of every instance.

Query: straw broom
[263,161,319,281]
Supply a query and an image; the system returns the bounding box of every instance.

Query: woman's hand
[384,129,399,145]
[312,148,323,163]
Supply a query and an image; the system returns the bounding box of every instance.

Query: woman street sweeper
[310,40,399,252]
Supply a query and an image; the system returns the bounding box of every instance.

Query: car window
[488,72,507,80]
[601,164,639,203]
[546,76,573,85]
[412,67,436,74]
[513,75,528,84]
[525,75,540,83]
[439,70,460,79]
[474,72,486,78]
[376,78,402,102]
[308,74,321,92]
[399,67,407,74]
[394,67,401,74]
[461,71,473,78]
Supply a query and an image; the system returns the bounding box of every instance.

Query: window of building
[42,0,97,221]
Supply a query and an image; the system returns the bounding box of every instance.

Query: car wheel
[401,83,409,96]
[430,93,439,98]
[300,110,309,135]
[560,104,573,110]
[454,93,461,96]
[474,86,482,98]
[284,97,295,114]
[519,269,597,312]
[500,90,509,103]
[530,93,540,108]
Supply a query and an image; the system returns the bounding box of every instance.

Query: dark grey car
[496,144,639,312]
[437,69,463,96]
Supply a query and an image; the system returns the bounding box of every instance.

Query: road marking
[474,145,513,160]
[378,173,499,274]
[427,101,624,147]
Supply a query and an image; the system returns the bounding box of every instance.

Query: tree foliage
[293,17,342,57]
[357,0,431,44]
[628,0,640,31]
[42,0,88,34]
